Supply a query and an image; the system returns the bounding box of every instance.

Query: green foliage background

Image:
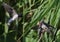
[0,0,60,42]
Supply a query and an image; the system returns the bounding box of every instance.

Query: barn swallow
[37,20,54,42]
[2,2,22,25]
[31,20,54,42]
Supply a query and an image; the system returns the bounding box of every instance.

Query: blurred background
[0,0,60,42]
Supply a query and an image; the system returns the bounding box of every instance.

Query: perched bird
[37,19,54,42]
[2,2,22,25]
[38,21,54,34]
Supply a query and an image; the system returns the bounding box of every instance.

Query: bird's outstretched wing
[2,2,17,16]
[2,2,18,25]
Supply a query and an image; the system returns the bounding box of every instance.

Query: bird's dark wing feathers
[2,2,17,16]
[43,22,55,28]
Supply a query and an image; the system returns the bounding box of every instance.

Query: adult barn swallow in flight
[2,2,22,25]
